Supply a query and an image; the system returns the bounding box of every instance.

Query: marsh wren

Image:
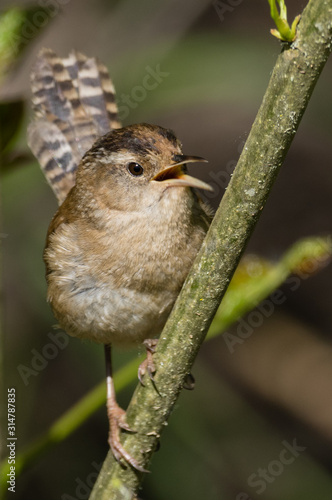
[28,49,212,471]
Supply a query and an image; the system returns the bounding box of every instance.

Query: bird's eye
[127,162,144,176]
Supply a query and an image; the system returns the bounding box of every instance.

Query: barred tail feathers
[28,48,121,204]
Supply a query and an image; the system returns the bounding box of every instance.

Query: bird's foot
[138,339,195,390]
[138,339,158,385]
[107,403,149,473]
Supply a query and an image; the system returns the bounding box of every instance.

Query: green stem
[88,0,332,497]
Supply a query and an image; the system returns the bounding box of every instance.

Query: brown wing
[27,48,121,204]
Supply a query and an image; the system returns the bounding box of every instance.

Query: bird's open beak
[151,155,213,191]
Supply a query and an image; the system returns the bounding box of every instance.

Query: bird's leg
[138,339,158,385]
[104,344,147,472]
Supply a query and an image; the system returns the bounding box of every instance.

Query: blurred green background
[1,0,332,499]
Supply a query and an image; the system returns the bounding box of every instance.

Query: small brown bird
[28,49,212,471]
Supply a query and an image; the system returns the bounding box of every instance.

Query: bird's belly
[52,282,176,346]
[46,198,209,346]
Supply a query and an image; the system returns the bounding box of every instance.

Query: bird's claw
[107,404,149,473]
[138,339,158,386]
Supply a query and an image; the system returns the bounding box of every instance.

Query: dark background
[1,0,332,499]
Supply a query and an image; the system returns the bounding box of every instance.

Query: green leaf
[267,0,300,42]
